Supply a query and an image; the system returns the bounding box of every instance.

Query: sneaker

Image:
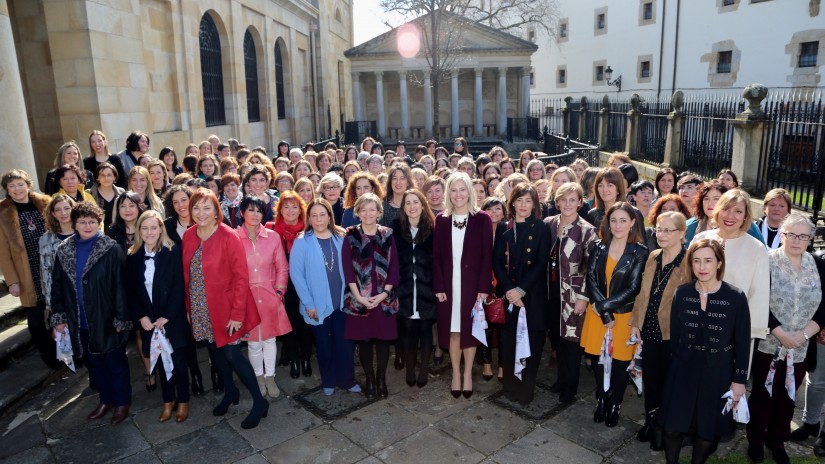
[348,384,362,393]
[323,388,335,396]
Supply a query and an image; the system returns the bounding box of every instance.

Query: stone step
[0,292,25,331]
[0,347,57,415]
[0,323,32,369]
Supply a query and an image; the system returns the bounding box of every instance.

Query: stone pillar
[561,96,572,136]
[625,93,641,156]
[598,95,610,148]
[497,67,508,136]
[474,67,483,136]
[352,72,363,121]
[0,0,39,187]
[663,90,685,168]
[399,70,409,138]
[423,72,433,138]
[375,71,385,138]
[730,84,768,190]
[578,97,589,142]
[521,67,531,118]
[451,69,459,136]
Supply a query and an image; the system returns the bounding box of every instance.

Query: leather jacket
[586,240,649,324]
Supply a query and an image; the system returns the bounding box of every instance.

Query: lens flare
[397,24,421,58]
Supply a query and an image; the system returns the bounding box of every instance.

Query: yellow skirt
[579,305,634,361]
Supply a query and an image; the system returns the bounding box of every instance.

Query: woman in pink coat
[237,196,292,399]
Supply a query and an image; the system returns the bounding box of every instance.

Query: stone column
[625,93,641,156]
[451,69,460,136]
[598,95,610,148]
[730,84,768,190]
[399,70,409,139]
[375,71,385,138]
[521,67,531,118]
[423,72,433,138]
[498,67,508,136]
[561,96,572,136]
[663,90,685,168]
[474,67,483,136]
[578,97,589,141]
[352,72,363,121]
[0,0,39,187]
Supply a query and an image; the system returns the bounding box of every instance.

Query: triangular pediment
[345,10,538,59]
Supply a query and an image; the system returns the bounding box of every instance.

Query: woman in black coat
[493,183,551,405]
[393,190,437,388]
[125,210,191,423]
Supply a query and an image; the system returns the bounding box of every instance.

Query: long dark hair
[398,189,434,244]
[112,191,147,229]
[599,202,643,243]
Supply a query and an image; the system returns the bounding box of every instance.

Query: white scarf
[761,219,782,250]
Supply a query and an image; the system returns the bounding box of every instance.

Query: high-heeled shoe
[376,371,388,398]
[145,373,157,392]
[159,402,175,422]
[191,372,205,396]
[290,361,300,379]
[301,359,312,377]
[605,404,621,428]
[212,391,240,416]
[451,389,461,398]
[462,389,474,399]
[241,399,269,429]
[394,354,405,370]
[482,373,493,381]
[364,370,376,399]
[211,365,224,393]
[593,397,608,423]
[405,370,416,387]
[416,371,429,388]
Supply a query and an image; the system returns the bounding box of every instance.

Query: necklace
[318,236,335,271]
[452,215,468,230]
[696,281,721,298]
[25,214,37,232]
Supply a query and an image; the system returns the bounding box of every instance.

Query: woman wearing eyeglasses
[747,212,825,464]
[629,212,691,449]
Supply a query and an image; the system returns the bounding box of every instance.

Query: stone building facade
[1,0,353,187]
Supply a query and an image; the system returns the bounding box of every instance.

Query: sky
[352,0,404,45]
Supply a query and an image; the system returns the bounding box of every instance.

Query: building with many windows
[530,0,824,99]
[1,0,353,186]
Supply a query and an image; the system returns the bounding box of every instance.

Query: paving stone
[355,457,385,464]
[488,382,565,422]
[333,401,428,452]
[0,349,56,413]
[51,420,149,463]
[293,385,374,421]
[0,412,46,459]
[491,426,602,464]
[4,445,54,464]
[115,449,162,464]
[261,425,368,464]
[18,368,91,415]
[228,398,321,450]
[436,402,534,455]
[155,422,254,463]
[375,425,485,464]
[540,399,634,456]
[132,396,223,445]
[391,376,476,421]
[41,393,109,439]
[605,435,666,463]
[232,453,271,464]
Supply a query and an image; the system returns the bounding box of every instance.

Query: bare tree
[379,0,559,140]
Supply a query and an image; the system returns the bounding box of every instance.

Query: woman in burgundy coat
[433,172,493,399]
[182,188,267,429]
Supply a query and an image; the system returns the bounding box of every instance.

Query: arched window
[275,42,286,121]
[199,13,225,126]
[243,30,260,122]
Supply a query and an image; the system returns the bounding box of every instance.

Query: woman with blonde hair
[128,166,165,216]
[85,130,127,189]
[293,177,315,205]
[125,210,191,422]
[433,172,493,398]
[756,188,792,250]
[341,172,384,228]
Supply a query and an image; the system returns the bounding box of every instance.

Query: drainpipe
[671,0,681,94]
[309,20,320,140]
[656,0,667,98]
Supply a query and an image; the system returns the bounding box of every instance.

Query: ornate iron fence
[604,100,629,153]
[756,90,825,218]
[506,117,540,142]
[344,121,377,146]
[635,98,671,164]
[567,100,581,140]
[541,131,600,167]
[681,95,743,179]
[529,98,564,135]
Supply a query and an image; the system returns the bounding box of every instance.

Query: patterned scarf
[343,225,398,316]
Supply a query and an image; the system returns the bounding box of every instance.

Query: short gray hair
[780,211,815,236]
[319,172,344,190]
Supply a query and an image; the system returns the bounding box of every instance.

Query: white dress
[450,214,468,332]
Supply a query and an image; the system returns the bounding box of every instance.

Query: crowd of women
[0,131,823,464]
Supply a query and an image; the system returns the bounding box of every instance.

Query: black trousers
[156,350,190,404]
[28,303,59,369]
[207,342,264,402]
[282,303,313,362]
[588,354,630,405]
[501,326,546,404]
[557,339,584,400]
[642,341,670,413]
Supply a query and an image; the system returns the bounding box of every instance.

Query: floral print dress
[189,244,214,343]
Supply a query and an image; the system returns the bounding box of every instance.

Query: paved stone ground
[0,343,821,463]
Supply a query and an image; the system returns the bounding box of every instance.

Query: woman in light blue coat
[290,199,361,396]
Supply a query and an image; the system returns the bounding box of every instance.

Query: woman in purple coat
[433,172,493,399]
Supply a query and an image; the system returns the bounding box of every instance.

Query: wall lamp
[605,66,622,92]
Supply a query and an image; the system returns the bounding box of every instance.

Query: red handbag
[483,294,505,325]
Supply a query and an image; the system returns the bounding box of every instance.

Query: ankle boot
[790,421,821,441]
[376,368,388,398]
[605,404,621,427]
[593,397,608,423]
[256,375,266,396]
[290,361,300,379]
[364,368,376,399]
[191,371,205,396]
[405,351,417,386]
[417,349,431,388]
[815,431,825,457]
[159,402,175,422]
[264,376,280,399]
[176,403,189,423]
[301,359,312,377]
[636,411,653,442]
[241,399,269,429]
[211,365,224,393]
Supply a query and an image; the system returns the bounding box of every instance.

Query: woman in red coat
[182,188,267,429]
[433,172,493,399]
